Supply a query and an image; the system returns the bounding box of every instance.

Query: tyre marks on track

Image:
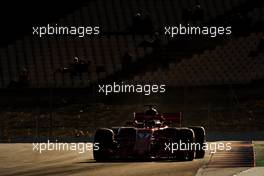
[206,141,255,168]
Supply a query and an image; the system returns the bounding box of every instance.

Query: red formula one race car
[93,105,206,161]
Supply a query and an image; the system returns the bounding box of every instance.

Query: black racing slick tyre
[117,127,137,159]
[178,128,195,161]
[93,128,115,161]
[162,128,180,159]
[189,126,206,159]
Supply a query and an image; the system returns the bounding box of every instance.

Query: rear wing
[133,112,182,127]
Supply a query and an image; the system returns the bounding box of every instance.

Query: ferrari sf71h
[93,106,205,161]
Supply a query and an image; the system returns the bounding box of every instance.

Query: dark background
[0,0,85,46]
[0,0,263,141]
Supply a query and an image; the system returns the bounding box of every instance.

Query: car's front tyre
[93,128,115,161]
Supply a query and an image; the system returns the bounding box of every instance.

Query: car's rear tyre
[178,128,195,161]
[189,126,206,159]
[93,128,115,161]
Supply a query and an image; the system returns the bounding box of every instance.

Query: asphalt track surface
[196,141,255,176]
[207,141,255,168]
[0,141,255,176]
